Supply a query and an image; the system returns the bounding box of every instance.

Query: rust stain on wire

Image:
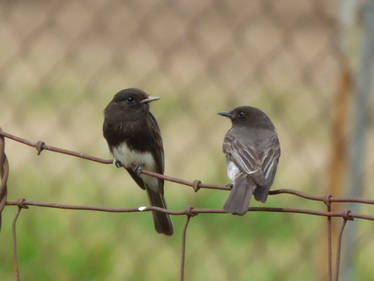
[1,129,374,281]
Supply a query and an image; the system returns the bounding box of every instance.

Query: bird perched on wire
[218,106,280,215]
[103,88,173,235]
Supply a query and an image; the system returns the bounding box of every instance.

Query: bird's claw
[225,183,234,189]
[113,159,122,168]
[133,165,144,176]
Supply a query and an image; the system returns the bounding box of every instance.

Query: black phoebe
[103,88,173,235]
[218,106,280,215]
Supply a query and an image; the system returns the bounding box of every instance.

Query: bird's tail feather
[146,188,174,235]
[253,186,270,202]
[224,174,255,215]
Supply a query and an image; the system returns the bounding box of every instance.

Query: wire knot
[323,194,332,207]
[192,180,201,192]
[35,141,45,155]
[16,198,28,209]
[185,206,196,217]
[342,209,353,221]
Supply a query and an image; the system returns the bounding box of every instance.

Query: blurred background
[1,0,374,280]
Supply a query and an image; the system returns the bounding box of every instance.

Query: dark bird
[103,88,173,235]
[218,106,280,215]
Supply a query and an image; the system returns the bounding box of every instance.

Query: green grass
[0,162,325,281]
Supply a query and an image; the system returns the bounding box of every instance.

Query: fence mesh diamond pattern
[1,1,373,281]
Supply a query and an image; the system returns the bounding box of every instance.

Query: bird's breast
[112,142,156,171]
[227,159,240,181]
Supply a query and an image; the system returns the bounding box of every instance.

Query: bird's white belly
[112,142,159,191]
[227,159,240,181]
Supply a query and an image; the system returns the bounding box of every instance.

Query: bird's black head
[105,88,159,120]
[218,106,275,129]
[112,88,159,109]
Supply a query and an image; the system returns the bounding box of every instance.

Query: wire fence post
[342,2,374,280]
[323,1,356,277]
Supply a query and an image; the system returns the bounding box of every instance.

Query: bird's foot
[225,183,234,189]
[113,159,122,168]
[132,164,144,176]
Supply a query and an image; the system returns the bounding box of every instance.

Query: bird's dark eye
[238,111,245,117]
[127,97,134,103]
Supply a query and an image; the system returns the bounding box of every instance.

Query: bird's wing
[125,113,164,193]
[147,112,165,194]
[223,130,280,187]
[125,168,146,190]
[148,112,164,174]
[261,135,280,186]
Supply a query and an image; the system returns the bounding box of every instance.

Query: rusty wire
[12,199,27,281]
[0,128,9,231]
[326,197,333,281]
[335,212,351,281]
[180,208,194,281]
[1,129,374,281]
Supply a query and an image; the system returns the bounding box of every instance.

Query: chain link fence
[1,1,373,280]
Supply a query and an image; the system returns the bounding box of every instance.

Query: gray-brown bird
[219,106,280,215]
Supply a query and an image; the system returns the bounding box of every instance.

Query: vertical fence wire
[12,206,22,281]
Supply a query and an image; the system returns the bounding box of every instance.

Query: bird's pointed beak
[140,96,160,103]
[218,112,233,119]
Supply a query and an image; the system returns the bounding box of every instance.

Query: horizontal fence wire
[1,128,374,281]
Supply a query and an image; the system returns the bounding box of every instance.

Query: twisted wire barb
[1,128,374,281]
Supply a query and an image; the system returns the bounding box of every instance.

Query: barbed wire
[1,128,374,281]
